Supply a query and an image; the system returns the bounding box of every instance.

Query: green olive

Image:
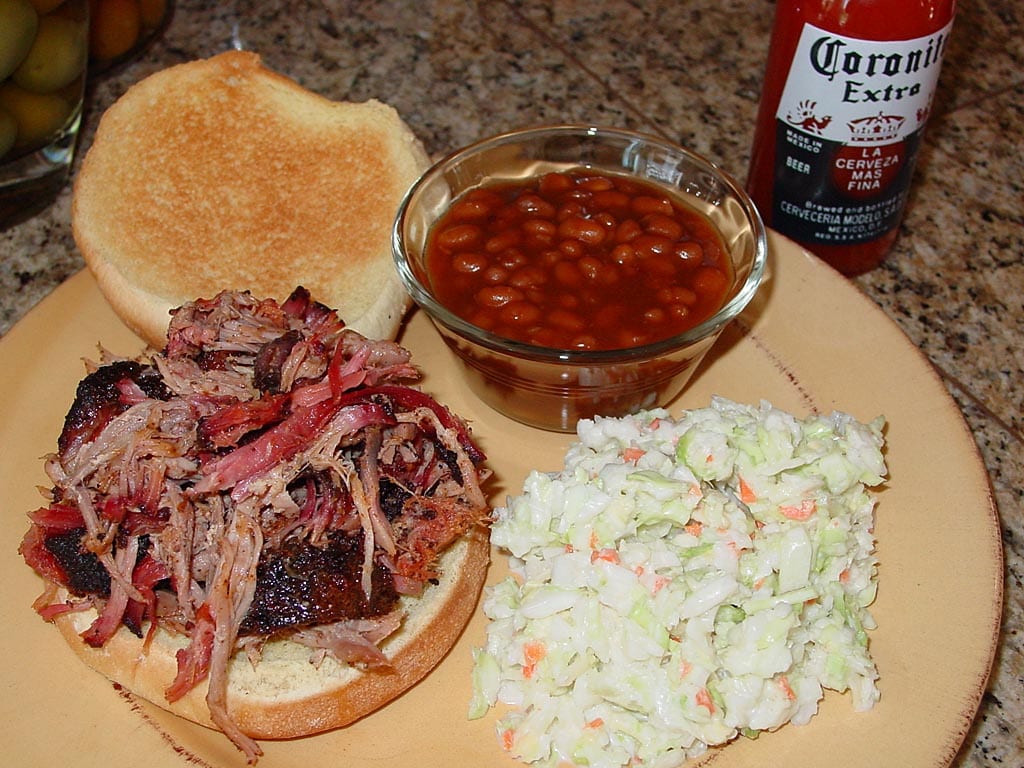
[0,0,40,82]
[13,14,86,93]
[0,81,70,148]
[0,106,17,158]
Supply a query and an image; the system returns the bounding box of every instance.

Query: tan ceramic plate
[0,233,1002,768]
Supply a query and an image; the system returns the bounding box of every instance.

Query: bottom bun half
[53,526,490,739]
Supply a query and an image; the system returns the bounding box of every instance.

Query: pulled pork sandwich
[19,288,491,763]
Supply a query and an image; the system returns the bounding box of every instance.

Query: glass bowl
[89,0,174,73]
[392,125,768,432]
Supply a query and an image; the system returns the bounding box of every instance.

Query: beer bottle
[747,0,956,275]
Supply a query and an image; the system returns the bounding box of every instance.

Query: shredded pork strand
[19,288,490,764]
[291,610,404,668]
[205,505,264,763]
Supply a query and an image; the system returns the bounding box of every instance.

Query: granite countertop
[1,1,1020,765]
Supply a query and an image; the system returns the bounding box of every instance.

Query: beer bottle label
[770,21,952,245]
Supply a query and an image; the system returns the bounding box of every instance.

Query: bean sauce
[425,171,733,351]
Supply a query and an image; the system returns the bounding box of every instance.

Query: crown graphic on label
[847,112,905,143]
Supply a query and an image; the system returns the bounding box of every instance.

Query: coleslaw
[470,397,887,768]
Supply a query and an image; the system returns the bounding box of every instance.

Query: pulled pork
[19,288,490,763]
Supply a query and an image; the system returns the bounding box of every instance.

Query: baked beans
[425,170,732,350]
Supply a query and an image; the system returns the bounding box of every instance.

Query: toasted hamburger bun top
[72,51,430,347]
[54,526,490,740]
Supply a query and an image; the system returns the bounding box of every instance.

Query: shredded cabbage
[470,397,886,768]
